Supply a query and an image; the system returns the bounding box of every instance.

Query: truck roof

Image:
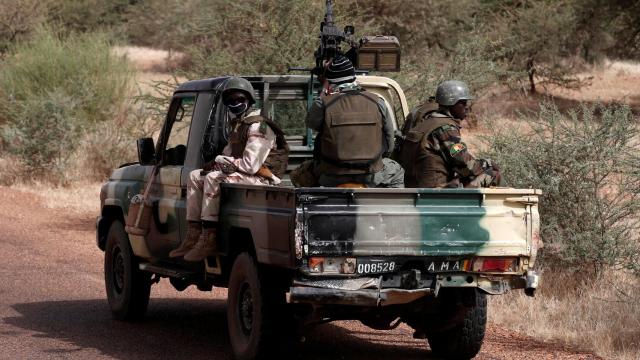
[175,75,311,93]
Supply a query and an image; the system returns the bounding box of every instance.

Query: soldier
[304,55,404,188]
[398,80,501,188]
[169,77,289,261]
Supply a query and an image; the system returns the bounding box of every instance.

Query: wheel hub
[113,248,125,294]
[238,282,253,335]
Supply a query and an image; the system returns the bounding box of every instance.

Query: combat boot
[183,227,218,262]
[169,221,201,258]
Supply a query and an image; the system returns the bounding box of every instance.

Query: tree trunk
[527,58,536,94]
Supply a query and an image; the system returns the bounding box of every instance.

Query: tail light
[467,257,518,273]
[309,257,324,273]
[307,257,356,274]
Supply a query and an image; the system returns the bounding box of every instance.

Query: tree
[0,0,48,54]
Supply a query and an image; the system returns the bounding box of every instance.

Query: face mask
[228,102,248,115]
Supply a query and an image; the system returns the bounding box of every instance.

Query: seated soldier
[398,80,501,188]
[169,77,289,261]
[302,55,404,188]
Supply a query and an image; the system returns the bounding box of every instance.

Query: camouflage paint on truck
[100,164,184,259]
[303,188,539,259]
[214,184,540,301]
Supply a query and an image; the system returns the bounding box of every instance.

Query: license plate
[357,259,396,274]
[426,260,464,273]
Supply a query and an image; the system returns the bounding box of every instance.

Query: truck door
[146,93,197,257]
[144,93,204,257]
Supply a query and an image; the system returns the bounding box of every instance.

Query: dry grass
[12,182,102,215]
[546,61,640,103]
[489,269,640,360]
[604,59,640,76]
[0,155,26,186]
[112,45,186,73]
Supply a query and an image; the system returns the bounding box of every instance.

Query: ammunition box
[357,36,401,72]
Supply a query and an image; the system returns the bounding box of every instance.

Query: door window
[163,95,196,165]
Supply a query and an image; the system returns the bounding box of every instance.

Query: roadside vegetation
[484,102,640,360]
[0,0,639,358]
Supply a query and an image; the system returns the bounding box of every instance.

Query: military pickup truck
[97,74,541,360]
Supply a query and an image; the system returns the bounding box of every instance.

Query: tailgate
[299,188,541,258]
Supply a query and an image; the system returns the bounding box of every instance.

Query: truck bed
[219,184,541,269]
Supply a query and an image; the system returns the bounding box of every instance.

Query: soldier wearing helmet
[170,76,289,261]
[397,80,501,188]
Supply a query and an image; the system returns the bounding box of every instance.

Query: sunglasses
[224,95,248,106]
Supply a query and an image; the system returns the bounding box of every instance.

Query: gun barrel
[325,0,334,26]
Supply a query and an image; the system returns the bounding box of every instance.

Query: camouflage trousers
[318,158,405,188]
[186,169,270,222]
[465,167,502,188]
[465,173,500,188]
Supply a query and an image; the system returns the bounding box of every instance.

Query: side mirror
[137,138,156,165]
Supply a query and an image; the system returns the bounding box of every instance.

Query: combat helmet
[435,80,473,106]
[221,76,256,105]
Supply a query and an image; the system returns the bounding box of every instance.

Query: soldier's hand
[215,155,237,174]
[202,160,215,172]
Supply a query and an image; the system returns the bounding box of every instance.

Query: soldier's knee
[204,170,226,184]
[189,169,201,181]
[188,169,203,189]
[382,158,404,176]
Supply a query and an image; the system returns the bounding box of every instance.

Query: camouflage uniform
[186,110,277,222]
[401,109,501,188]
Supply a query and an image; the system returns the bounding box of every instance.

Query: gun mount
[313,0,400,74]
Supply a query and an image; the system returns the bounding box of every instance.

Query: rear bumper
[289,286,432,307]
[288,271,540,306]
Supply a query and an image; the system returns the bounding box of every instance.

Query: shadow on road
[5,298,434,360]
[6,298,231,360]
[304,325,431,360]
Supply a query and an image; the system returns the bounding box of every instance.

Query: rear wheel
[427,290,487,359]
[104,220,151,321]
[227,252,294,359]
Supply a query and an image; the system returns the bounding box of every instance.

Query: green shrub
[1,92,79,181]
[0,27,132,124]
[485,102,640,276]
[0,27,134,183]
[79,101,156,181]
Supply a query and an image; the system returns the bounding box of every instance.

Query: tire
[227,252,294,360]
[427,290,487,360]
[104,220,151,321]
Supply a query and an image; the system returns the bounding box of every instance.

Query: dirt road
[0,186,601,359]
